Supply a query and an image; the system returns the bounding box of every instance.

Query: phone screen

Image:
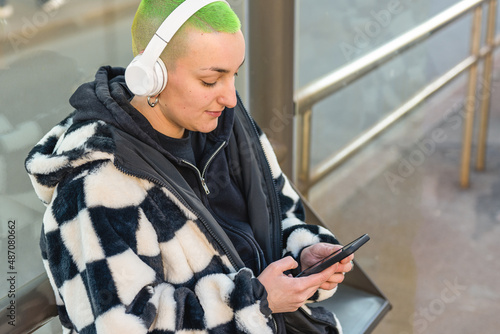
[295,234,370,277]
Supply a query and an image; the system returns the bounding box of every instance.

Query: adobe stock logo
[403,278,467,334]
[7,4,63,52]
[384,127,447,195]
[382,73,499,195]
[339,0,405,61]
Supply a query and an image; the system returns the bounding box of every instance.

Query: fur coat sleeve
[255,122,340,302]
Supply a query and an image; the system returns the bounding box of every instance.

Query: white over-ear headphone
[125,0,230,97]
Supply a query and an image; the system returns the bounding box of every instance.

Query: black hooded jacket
[25,66,340,333]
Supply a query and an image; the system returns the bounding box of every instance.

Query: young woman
[25,1,353,332]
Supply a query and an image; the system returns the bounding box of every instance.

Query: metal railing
[294,0,498,195]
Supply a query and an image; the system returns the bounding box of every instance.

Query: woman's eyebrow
[201,58,246,74]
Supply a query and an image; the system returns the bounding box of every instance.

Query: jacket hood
[70,66,158,148]
[69,66,130,125]
[25,66,235,204]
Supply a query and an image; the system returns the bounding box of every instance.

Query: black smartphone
[295,234,370,277]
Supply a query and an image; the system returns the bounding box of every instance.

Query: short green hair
[131,0,241,67]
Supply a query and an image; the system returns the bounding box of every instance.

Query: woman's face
[156,28,246,138]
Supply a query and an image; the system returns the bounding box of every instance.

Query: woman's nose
[218,79,237,108]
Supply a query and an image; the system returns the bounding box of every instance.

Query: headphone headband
[142,0,230,71]
[126,0,231,97]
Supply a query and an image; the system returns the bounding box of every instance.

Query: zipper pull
[201,178,210,195]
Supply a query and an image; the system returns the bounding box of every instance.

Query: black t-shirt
[156,131,196,165]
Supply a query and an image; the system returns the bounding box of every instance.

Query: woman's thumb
[273,256,299,272]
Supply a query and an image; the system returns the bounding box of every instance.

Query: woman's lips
[206,110,223,117]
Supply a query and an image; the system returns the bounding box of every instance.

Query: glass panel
[295,0,476,171]
[0,0,137,325]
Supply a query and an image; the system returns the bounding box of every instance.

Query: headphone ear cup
[125,54,153,96]
[151,57,168,96]
[125,54,167,97]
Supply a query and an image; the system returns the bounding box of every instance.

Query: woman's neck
[130,96,185,139]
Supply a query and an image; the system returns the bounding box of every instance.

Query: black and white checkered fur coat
[25,67,340,334]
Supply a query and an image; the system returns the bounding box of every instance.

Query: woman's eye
[202,80,217,87]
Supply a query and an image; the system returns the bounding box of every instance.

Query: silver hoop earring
[147,95,159,108]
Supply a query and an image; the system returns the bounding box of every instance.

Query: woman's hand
[300,243,354,290]
[257,255,342,313]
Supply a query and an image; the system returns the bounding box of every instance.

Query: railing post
[247,0,295,178]
[461,5,483,188]
[297,108,312,196]
[476,0,497,171]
